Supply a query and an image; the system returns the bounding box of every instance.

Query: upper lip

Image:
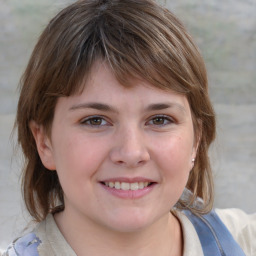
[100,177,156,183]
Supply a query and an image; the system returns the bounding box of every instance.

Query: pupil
[154,117,164,125]
[91,118,101,125]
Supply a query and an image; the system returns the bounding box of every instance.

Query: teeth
[139,182,144,189]
[115,181,121,190]
[104,181,151,191]
[121,182,130,190]
[130,182,139,191]
[109,182,115,188]
[144,182,149,187]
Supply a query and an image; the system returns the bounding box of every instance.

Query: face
[33,63,198,233]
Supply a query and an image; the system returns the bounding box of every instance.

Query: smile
[103,181,152,191]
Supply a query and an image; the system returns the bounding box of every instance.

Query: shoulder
[216,208,256,234]
[1,214,70,256]
[179,208,256,255]
[1,215,53,256]
[33,214,76,255]
[216,208,256,255]
[2,232,41,256]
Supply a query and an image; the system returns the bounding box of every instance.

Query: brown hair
[16,0,216,221]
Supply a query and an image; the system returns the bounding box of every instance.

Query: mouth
[101,181,154,191]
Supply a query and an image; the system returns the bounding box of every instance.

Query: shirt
[2,208,256,256]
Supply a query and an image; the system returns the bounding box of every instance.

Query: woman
[3,0,255,255]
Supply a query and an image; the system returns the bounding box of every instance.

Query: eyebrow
[69,102,117,112]
[146,103,186,113]
[69,102,186,113]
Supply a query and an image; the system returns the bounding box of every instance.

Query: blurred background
[0,0,255,250]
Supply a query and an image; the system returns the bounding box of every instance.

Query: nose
[109,127,150,168]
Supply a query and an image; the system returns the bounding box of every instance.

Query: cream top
[32,208,256,256]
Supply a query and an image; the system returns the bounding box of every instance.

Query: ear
[29,121,56,170]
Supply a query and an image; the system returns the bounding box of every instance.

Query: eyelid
[80,115,111,127]
[146,114,175,126]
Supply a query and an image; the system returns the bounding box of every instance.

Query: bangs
[40,0,203,98]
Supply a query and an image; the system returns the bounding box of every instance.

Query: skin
[31,62,198,256]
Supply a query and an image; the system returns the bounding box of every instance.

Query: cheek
[51,135,107,201]
[151,135,194,192]
[154,135,194,167]
[150,135,193,209]
[52,132,109,179]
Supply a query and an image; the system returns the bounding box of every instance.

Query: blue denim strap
[183,210,246,256]
[3,232,41,256]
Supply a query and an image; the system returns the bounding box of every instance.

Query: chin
[102,209,159,233]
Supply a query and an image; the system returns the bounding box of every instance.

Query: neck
[54,210,183,256]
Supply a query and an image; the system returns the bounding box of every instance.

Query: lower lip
[100,183,156,199]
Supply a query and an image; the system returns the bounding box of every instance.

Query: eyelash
[80,115,174,128]
[146,115,174,126]
[80,116,110,127]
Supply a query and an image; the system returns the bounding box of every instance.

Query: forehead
[55,62,191,115]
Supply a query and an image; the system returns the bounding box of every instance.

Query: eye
[147,115,174,126]
[81,116,109,127]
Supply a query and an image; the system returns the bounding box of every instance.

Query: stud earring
[192,158,195,163]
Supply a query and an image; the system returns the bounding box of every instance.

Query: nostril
[109,145,150,167]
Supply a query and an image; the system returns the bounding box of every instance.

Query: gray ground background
[0,0,255,250]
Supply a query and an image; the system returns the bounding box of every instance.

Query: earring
[192,158,195,163]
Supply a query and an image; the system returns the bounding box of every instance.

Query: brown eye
[90,117,103,125]
[152,116,165,125]
[147,115,173,126]
[81,116,108,127]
